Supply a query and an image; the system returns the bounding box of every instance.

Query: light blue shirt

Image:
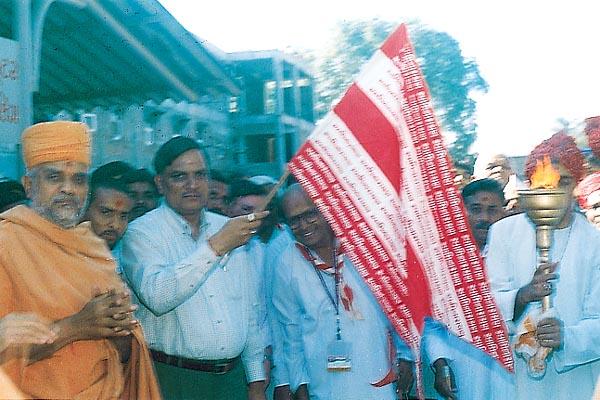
[262,226,295,387]
[121,204,265,382]
[245,237,270,349]
[245,226,296,388]
[111,241,122,274]
[272,242,412,400]
[486,212,600,399]
[422,318,515,400]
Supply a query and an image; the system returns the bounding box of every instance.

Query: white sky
[160,0,600,162]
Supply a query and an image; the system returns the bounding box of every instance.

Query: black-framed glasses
[287,208,320,230]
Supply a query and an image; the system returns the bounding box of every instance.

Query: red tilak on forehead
[115,197,125,208]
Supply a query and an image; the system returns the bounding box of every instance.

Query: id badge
[327,340,352,372]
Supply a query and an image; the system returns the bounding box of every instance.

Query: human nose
[480,209,494,225]
[107,215,119,229]
[184,175,203,189]
[60,179,75,195]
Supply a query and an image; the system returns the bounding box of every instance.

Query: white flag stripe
[354,49,406,134]
[310,112,408,264]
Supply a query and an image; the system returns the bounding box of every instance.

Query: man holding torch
[486,132,600,399]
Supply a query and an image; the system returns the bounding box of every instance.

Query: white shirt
[121,204,265,382]
[272,242,412,400]
[486,212,600,399]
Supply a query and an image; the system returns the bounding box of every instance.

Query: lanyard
[309,248,343,340]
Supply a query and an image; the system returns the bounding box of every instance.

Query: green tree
[307,19,488,167]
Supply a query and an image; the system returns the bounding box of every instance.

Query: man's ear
[22,174,33,198]
[154,174,165,196]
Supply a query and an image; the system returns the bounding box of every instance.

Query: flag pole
[256,167,290,212]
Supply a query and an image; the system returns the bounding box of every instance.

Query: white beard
[30,192,88,229]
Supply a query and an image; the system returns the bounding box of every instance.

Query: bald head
[281,184,310,210]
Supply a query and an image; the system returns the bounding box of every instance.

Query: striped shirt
[121,203,265,382]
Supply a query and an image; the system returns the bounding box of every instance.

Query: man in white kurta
[272,184,413,400]
[485,132,600,399]
[486,211,600,399]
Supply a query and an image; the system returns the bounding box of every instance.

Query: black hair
[461,178,505,204]
[153,136,205,175]
[228,178,269,200]
[210,169,233,184]
[91,161,134,188]
[89,177,131,204]
[122,168,156,188]
[0,179,27,212]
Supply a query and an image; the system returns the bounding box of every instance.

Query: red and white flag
[288,24,513,384]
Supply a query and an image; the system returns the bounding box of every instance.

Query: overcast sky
[160,0,600,164]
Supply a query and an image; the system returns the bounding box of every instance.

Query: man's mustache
[52,194,80,207]
[101,229,119,237]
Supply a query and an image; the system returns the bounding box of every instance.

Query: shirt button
[216,320,222,324]
[220,346,225,351]
[208,294,214,298]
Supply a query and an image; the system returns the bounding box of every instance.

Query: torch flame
[530,155,561,189]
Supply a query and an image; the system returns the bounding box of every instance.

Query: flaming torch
[517,156,571,377]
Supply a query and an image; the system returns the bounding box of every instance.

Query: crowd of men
[0,121,599,399]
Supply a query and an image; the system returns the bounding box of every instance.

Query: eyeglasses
[287,208,320,230]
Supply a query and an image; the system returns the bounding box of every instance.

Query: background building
[0,0,315,179]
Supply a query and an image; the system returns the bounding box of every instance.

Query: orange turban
[22,121,91,169]
[575,172,600,209]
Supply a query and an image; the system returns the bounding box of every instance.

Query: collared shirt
[121,204,265,382]
[486,212,600,400]
[272,242,412,400]
[247,226,295,387]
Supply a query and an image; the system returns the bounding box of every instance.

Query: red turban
[575,172,600,209]
[524,131,585,183]
[585,116,600,160]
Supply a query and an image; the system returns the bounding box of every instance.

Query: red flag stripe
[334,84,401,193]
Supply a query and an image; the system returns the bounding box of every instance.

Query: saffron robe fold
[0,205,161,399]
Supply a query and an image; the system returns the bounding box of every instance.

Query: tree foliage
[307,19,488,167]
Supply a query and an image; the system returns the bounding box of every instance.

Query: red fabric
[524,131,586,182]
[288,24,513,394]
[585,116,600,160]
[575,171,600,208]
[334,84,402,192]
